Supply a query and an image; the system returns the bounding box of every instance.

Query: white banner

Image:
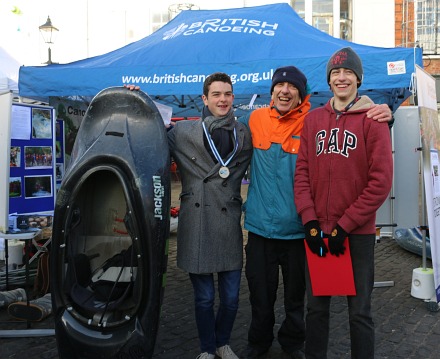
[417,65,440,302]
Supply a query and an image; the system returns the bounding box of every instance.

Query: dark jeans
[305,234,375,359]
[245,232,306,352]
[189,270,241,354]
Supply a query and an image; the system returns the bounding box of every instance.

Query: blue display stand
[9,103,56,216]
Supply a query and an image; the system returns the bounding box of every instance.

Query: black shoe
[283,348,305,359]
[245,346,269,358]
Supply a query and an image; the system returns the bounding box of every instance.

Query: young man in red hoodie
[294,47,393,359]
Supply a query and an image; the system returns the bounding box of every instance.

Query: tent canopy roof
[19,3,422,117]
[1,47,20,93]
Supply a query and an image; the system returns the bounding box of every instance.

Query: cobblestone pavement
[1,181,439,359]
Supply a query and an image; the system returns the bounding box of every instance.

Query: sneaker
[8,293,52,321]
[196,353,215,359]
[216,344,239,359]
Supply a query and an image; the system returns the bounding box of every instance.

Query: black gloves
[304,220,328,257]
[328,224,347,257]
[305,222,348,257]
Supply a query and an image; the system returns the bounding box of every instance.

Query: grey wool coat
[168,118,252,274]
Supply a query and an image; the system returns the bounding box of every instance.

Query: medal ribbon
[202,122,238,167]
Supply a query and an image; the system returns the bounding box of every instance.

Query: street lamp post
[39,16,59,65]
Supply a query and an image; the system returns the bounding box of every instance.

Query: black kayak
[50,87,171,358]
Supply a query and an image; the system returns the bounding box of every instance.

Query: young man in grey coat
[168,72,253,359]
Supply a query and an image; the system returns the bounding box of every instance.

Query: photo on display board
[56,120,61,137]
[10,146,21,167]
[24,146,53,169]
[24,175,52,199]
[31,108,52,139]
[9,177,22,198]
[56,140,62,158]
[56,163,64,181]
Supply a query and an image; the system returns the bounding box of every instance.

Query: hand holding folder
[304,221,328,257]
[305,237,356,296]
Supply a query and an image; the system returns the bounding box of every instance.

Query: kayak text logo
[153,175,165,220]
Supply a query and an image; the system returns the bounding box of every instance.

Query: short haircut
[203,72,233,97]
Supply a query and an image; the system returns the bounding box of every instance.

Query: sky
[0,0,289,66]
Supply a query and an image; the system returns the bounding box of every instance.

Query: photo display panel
[9,103,55,214]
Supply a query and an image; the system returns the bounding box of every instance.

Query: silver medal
[202,122,238,180]
[219,166,230,178]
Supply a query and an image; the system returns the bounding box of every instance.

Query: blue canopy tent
[19,3,423,117]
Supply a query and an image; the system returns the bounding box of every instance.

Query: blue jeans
[189,270,241,354]
[305,234,375,359]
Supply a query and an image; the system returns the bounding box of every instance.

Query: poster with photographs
[32,108,52,139]
[24,175,53,199]
[9,177,22,198]
[10,146,21,167]
[24,146,53,169]
[9,103,55,215]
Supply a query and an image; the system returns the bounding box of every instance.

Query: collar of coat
[249,94,311,153]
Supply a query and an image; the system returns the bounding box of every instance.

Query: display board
[9,103,56,215]
[49,97,87,171]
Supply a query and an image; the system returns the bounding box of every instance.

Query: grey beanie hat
[270,66,307,100]
[326,47,363,88]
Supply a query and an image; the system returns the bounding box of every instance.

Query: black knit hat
[326,47,363,88]
[270,66,307,100]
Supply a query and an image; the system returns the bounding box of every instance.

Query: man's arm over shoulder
[366,103,393,125]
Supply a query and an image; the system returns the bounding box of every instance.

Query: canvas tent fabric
[19,3,423,117]
[1,47,20,93]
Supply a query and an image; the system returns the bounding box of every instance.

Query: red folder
[305,237,356,296]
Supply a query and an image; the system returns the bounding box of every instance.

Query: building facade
[291,0,439,103]
[396,0,440,102]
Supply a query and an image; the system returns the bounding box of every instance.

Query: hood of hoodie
[328,95,375,113]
